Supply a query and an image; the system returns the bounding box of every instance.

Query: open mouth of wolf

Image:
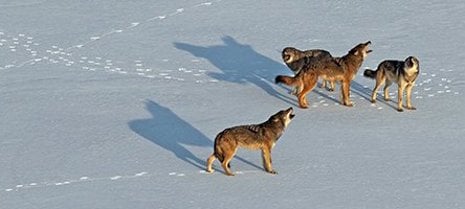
[288,108,295,119]
[365,41,373,54]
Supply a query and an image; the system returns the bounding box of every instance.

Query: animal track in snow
[0,32,45,69]
[0,32,217,83]
[1,0,224,82]
[62,1,222,51]
[169,172,186,177]
[2,171,155,193]
[1,169,214,193]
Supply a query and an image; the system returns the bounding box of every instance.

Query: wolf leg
[341,80,353,106]
[261,148,276,174]
[371,77,385,103]
[384,80,393,101]
[221,149,236,176]
[329,80,335,91]
[397,83,407,112]
[405,83,416,110]
[206,154,216,173]
[321,79,327,89]
[296,75,317,108]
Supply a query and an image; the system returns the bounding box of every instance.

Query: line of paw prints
[2,171,187,193]
[1,0,221,62]
[1,1,223,83]
[0,32,41,68]
[416,70,458,98]
[3,172,147,193]
[2,169,258,192]
[0,32,219,83]
[61,55,219,83]
[58,0,220,82]
[66,1,221,51]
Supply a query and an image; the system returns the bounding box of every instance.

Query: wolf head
[282,47,301,64]
[349,41,372,58]
[405,56,419,68]
[269,107,295,128]
[404,56,420,74]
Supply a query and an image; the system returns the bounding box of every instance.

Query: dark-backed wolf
[275,41,372,108]
[363,56,420,112]
[282,47,336,92]
[206,108,295,176]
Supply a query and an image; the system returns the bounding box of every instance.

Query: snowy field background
[1,0,465,208]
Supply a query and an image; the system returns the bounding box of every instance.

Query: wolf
[206,107,295,176]
[363,56,420,112]
[282,47,336,92]
[275,41,372,108]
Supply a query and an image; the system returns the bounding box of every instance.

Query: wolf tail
[212,132,225,163]
[275,75,299,86]
[363,69,377,79]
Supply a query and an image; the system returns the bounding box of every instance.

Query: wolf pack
[206,41,420,176]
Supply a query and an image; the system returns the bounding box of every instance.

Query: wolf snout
[286,107,295,119]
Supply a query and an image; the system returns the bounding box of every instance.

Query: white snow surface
[1,0,465,208]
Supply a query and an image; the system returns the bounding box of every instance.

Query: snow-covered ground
[1,0,465,208]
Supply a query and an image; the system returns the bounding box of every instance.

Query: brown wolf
[275,41,372,108]
[206,108,295,176]
[363,56,420,112]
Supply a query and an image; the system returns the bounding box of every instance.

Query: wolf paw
[397,108,404,112]
[267,170,278,175]
[299,103,309,109]
[406,106,417,110]
[343,102,354,107]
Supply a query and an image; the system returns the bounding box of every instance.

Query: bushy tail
[275,75,300,87]
[363,69,377,79]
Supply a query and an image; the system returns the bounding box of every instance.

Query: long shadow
[174,36,295,106]
[128,100,262,171]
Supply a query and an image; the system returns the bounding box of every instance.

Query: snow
[1,0,465,208]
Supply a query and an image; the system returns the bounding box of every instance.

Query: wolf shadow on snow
[128,100,262,171]
[174,36,297,106]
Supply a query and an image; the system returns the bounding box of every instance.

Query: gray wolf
[364,56,420,112]
[276,41,372,108]
[206,108,295,176]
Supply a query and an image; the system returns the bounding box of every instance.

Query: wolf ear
[406,57,412,67]
[349,47,359,56]
[405,57,416,67]
[269,114,282,123]
[407,56,419,66]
